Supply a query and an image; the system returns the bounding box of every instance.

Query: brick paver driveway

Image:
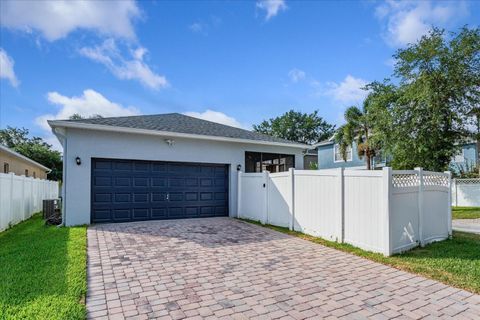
[87,218,480,320]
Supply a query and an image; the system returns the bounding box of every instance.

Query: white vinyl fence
[452,178,480,207]
[0,173,59,232]
[238,167,452,256]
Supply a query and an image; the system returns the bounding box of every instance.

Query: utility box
[43,199,61,224]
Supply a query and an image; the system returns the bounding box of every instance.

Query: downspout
[53,127,67,226]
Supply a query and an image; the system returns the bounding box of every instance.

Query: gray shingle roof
[61,113,305,146]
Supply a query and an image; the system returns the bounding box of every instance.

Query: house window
[3,162,9,173]
[334,144,352,162]
[33,172,36,178]
[25,169,29,177]
[245,152,295,173]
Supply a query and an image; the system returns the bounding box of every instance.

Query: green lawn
[0,214,87,320]
[452,206,480,219]
[241,219,480,294]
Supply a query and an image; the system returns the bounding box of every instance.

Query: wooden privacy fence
[452,178,480,207]
[0,173,59,232]
[237,167,452,256]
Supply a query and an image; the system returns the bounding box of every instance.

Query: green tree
[0,126,62,181]
[69,113,103,120]
[335,103,380,170]
[253,110,335,145]
[369,27,480,171]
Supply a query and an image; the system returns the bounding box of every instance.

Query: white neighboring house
[48,113,307,226]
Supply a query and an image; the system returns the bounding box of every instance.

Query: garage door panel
[134,177,149,187]
[152,192,168,202]
[115,193,131,202]
[113,209,130,221]
[168,207,184,218]
[94,176,112,187]
[133,208,149,219]
[91,158,228,223]
[152,178,167,187]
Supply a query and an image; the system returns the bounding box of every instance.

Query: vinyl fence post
[21,175,26,221]
[263,170,269,225]
[382,167,392,256]
[237,170,242,219]
[454,178,458,206]
[288,168,295,231]
[8,173,14,229]
[445,171,453,237]
[339,167,345,243]
[415,167,424,247]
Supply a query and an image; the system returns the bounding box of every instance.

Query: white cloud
[256,0,287,21]
[375,0,469,47]
[324,75,369,104]
[0,0,141,41]
[288,68,306,83]
[35,89,140,131]
[189,22,205,34]
[79,39,168,90]
[183,110,243,128]
[0,48,19,87]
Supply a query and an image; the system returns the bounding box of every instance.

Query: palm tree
[335,105,377,170]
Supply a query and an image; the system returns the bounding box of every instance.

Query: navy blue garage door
[91,158,229,223]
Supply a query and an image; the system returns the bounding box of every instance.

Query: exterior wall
[450,142,478,171]
[317,143,365,170]
[0,151,48,179]
[62,128,304,226]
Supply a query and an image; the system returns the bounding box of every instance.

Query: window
[33,172,36,178]
[334,144,352,162]
[25,169,29,177]
[245,152,295,173]
[3,162,9,173]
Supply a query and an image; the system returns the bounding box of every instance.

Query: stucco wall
[62,128,304,226]
[0,151,48,179]
[317,143,365,170]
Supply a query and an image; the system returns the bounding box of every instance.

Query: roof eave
[0,145,51,172]
[48,120,309,149]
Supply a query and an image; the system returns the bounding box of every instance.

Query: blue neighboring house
[450,140,479,172]
[313,138,386,170]
[313,137,478,171]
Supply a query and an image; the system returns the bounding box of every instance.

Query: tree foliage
[69,113,103,120]
[0,126,62,180]
[335,103,381,170]
[253,110,335,145]
[368,27,480,171]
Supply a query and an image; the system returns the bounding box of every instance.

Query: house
[48,113,307,226]
[450,140,479,172]
[313,138,385,170]
[315,136,478,172]
[0,144,51,179]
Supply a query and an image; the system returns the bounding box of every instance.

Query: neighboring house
[0,145,50,179]
[450,140,478,171]
[315,136,478,172]
[313,138,385,170]
[49,113,307,226]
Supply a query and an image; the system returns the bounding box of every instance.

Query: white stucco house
[49,113,307,226]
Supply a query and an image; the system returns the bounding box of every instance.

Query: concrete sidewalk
[453,218,480,234]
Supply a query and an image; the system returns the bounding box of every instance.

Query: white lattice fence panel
[423,174,449,187]
[392,173,419,188]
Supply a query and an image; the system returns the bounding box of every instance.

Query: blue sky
[1,0,479,149]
